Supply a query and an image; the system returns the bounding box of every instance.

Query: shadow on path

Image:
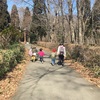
[12,44,100,100]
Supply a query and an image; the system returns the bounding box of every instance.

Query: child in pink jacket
[38,48,45,63]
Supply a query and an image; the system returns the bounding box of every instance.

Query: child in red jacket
[50,48,56,66]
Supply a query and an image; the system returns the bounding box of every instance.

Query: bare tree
[67,0,75,43]
[22,7,31,43]
[44,0,52,42]
[11,0,99,46]
[76,0,83,44]
[22,7,31,31]
[18,7,25,28]
[91,0,100,45]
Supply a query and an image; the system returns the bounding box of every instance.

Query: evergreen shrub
[0,44,25,77]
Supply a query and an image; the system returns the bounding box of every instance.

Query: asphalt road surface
[12,44,100,100]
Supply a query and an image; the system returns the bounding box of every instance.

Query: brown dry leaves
[0,48,30,100]
[65,60,100,88]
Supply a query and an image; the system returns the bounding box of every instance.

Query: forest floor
[0,46,100,100]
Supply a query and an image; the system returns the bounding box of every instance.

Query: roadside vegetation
[0,24,24,78]
[0,0,100,99]
[0,43,25,77]
[65,44,100,78]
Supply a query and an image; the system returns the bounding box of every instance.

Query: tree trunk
[60,0,65,43]
[46,0,51,42]
[68,0,75,43]
[77,0,83,44]
[24,31,26,44]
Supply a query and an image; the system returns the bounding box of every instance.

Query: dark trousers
[58,54,64,65]
[40,56,43,62]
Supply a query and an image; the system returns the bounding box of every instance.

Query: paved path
[12,44,100,100]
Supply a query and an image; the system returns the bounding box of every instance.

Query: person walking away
[57,43,66,66]
[32,47,38,61]
[38,48,45,63]
[28,46,38,62]
[50,48,56,66]
[28,47,33,61]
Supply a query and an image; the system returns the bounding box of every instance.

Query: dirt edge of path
[0,48,30,100]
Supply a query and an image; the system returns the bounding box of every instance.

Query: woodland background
[0,0,100,99]
[0,0,100,82]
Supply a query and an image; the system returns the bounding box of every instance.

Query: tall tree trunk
[80,1,85,44]
[77,0,83,44]
[81,0,91,45]
[68,0,75,43]
[46,0,51,42]
[60,0,65,43]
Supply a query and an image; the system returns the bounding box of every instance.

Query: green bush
[8,43,25,63]
[0,26,23,49]
[0,44,25,77]
[3,50,15,67]
[93,66,100,77]
[13,48,23,63]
